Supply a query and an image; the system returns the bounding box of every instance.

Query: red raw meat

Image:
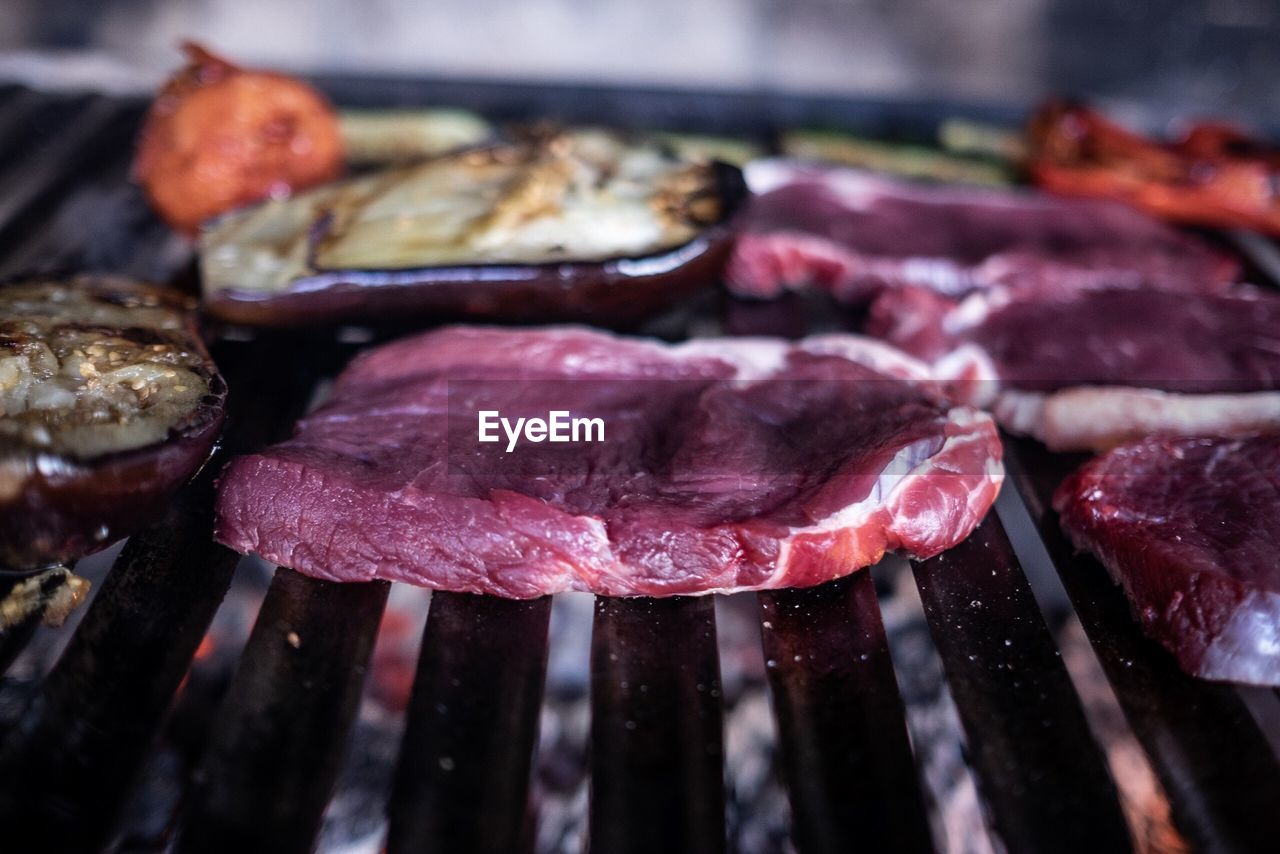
[726,160,1237,303]
[1055,435,1280,685]
[869,285,1280,451]
[215,327,1002,598]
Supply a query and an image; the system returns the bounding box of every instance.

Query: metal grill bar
[911,513,1133,852]
[0,460,239,852]
[0,310,340,848]
[0,89,49,159]
[387,592,552,853]
[1005,437,1280,853]
[759,570,933,854]
[175,570,390,854]
[589,596,726,854]
[0,81,1276,854]
[0,96,130,254]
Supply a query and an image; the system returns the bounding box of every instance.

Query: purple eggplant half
[199,129,748,327]
[0,276,226,570]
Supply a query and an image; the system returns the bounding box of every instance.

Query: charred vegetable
[339,108,494,166]
[1028,99,1280,235]
[134,41,345,236]
[781,129,1014,186]
[199,129,747,327]
[650,131,762,168]
[0,277,226,569]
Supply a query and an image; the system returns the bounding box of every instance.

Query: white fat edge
[941,287,1013,335]
[551,408,1003,598]
[745,157,1053,210]
[763,407,1002,587]
[992,389,1047,440]
[883,407,1005,558]
[676,334,937,390]
[556,512,625,591]
[932,343,1001,407]
[742,158,809,194]
[743,158,881,210]
[798,334,934,383]
[673,337,792,380]
[895,257,972,295]
[759,434,942,589]
[1038,386,1280,451]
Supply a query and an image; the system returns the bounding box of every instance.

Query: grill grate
[760,571,932,854]
[1006,439,1280,854]
[0,82,1277,854]
[388,592,551,853]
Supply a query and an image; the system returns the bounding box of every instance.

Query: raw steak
[725,160,1237,303]
[214,327,1003,598]
[869,286,1280,451]
[1055,435,1280,685]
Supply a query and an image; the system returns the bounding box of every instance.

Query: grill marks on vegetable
[0,276,226,569]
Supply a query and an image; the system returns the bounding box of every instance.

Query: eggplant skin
[0,277,226,570]
[203,221,738,328]
[202,148,749,328]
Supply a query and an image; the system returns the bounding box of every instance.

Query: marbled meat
[869,286,1280,451]
[1055,435,1280,685]
[214,327,1003,597]
[725,160,1237,303]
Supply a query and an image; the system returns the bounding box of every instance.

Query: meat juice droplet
[438,757,455,771]
[766,659,777,668]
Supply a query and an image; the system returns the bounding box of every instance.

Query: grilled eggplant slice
[199,129,747,327]
[0,277,226,570]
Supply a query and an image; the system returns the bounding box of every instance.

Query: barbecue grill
[0,78,1278,854]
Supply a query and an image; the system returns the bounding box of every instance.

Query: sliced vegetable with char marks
[0,277,226,570]
[199,129,746,327]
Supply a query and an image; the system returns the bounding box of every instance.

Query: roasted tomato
[1027,99,1280,235]
[134,41,344,236]
[0,277,227,569]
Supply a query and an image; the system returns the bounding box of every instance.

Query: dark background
[1,0,1276,129]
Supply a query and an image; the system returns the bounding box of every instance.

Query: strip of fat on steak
[214,327,1003,598]
[725,159,1238,304]
[869,285,1280,452]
